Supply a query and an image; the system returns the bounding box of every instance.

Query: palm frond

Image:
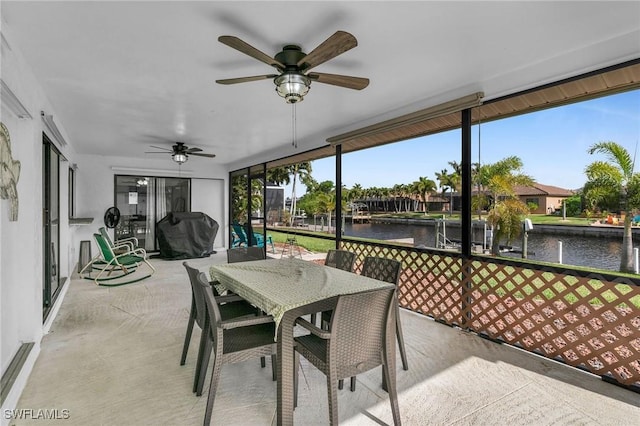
[588,141,634,177]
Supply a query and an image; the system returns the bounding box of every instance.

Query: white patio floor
[11,252,640,425]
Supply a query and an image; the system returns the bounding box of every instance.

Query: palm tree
[289,162,312,224]
[584,141,640,273]
[266,167,291,186]
[316,192,336,233]
[478,156,534,254]
[414,177,437,215]
[350,183,363,203]
[231,174,263,223]
[435,169,457,215]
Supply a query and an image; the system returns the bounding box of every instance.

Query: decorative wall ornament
[0,122,21,221]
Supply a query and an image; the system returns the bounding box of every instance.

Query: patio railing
[336,237,640,391]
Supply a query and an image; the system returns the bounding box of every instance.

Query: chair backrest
[325,249,356,272]
[231,223,249,244]
[94,233,116,262]
[361,257,401,286]
[98,227,115,248]
[329,288,396,373]
[195,269,224,338]
[227,246,266,263]
[183,262,209,329]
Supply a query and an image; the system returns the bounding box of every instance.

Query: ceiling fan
[144,142,215,164]
[216,31,369,103]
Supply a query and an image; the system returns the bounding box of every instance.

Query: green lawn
[526,214,595,226]
[267,230,335,253]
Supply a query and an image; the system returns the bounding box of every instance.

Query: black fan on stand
[104,206,121,229]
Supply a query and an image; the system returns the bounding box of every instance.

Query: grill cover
[156,212,219,259]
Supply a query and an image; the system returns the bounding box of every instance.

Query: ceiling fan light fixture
[172,153,187,164]
[274,73,310,104]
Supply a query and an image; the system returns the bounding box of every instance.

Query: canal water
[342,222,624,272]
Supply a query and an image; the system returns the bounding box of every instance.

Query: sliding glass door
[42,136,61,318]
[114,175,190,251]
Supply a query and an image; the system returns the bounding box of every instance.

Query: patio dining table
[210,257,395,426]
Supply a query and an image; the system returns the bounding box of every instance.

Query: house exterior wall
[1,26,77,416]
[520,195,568,215]
[0,28,229,419]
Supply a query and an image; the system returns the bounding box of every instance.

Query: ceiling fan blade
[308,72,369,90]
[185,147,203,153]
[144,151,170,154]
[149,145,172,151]
[297,31,358,72]
[189,152,216,158]
[216,74,278,85]
[218,35,285,70]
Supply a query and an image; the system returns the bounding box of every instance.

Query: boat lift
[434,218,491,253]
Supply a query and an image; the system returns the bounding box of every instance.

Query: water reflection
[343,222,624,272]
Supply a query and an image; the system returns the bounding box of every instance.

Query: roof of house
[514,184,575,197]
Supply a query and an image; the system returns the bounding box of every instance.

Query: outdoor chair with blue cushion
[81,232,154,286]
[231,222,275,253]
[294,288,401,425]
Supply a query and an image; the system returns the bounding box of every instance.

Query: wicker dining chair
[227,246,266,263]
[294,288,401,426]
[226,245,274,367]
[181,262,261,396]
[323,256,409,391]
[360,257,409,373]
[313,249,357,326]
[324,249,356,271]
[196,269,277,426]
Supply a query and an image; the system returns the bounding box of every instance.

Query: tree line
[235,141,637,272]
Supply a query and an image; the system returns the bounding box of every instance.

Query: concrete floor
[12,252,640,425]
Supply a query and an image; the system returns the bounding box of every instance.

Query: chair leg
[382,362,401,425]
[350,376,356,392]
[338,379,344,390]
[193,323,207,393]
[395,305,409,371]
[195,326,212,396]
[327,371,339,426]
[261,357,266,368]
[294,351,299,408]
[271,354,277,381]
[180,300,196,366]
[203,350,223,426]
[310,313,317,326]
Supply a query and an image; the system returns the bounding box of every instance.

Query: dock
[349,214,371,223]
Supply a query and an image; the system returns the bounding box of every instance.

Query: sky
[285,89,640,197]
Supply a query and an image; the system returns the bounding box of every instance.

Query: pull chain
[291,103,297,148]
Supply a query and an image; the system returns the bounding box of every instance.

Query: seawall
[369,217,640,238]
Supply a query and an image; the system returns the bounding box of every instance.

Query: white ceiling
[2,1,639,169]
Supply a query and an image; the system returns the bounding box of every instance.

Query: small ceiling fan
[145,142,215,164]
[216,31,369,103]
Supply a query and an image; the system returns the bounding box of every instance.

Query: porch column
[461,108,472,256]
[335,144,342,248]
